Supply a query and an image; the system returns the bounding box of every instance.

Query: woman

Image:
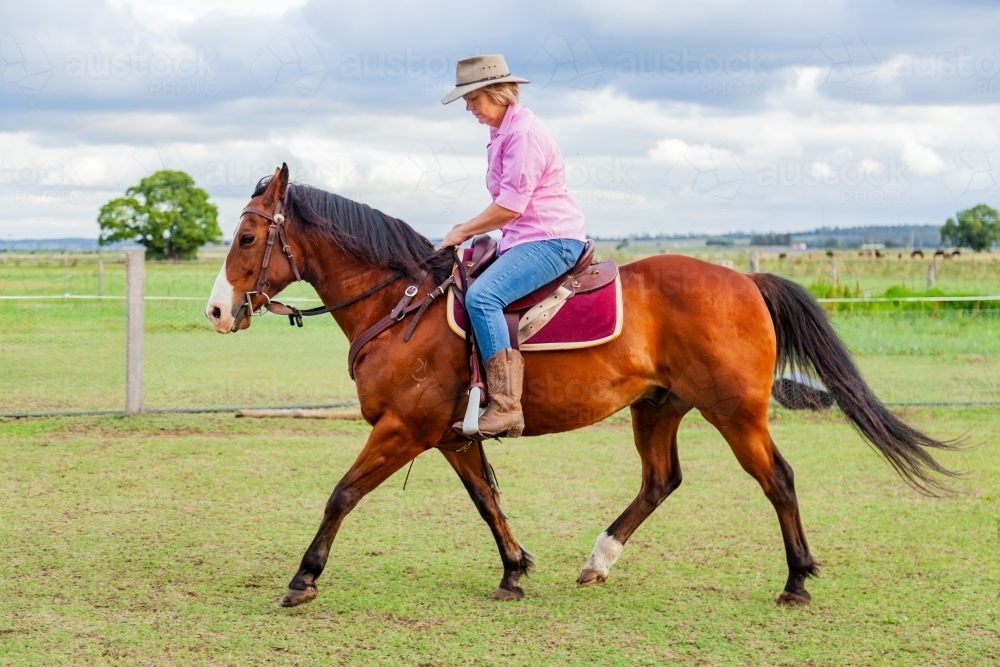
[440,54,588,440]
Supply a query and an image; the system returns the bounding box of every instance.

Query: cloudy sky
[1,0,999,241]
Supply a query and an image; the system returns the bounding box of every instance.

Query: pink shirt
[487,104,587,252]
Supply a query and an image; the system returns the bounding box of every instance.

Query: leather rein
[235,200,457,380]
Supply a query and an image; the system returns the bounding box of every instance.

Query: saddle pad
[446,275,623,351]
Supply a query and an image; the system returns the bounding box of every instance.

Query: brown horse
[205,165,954,608]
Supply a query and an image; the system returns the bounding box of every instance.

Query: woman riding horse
[440,54,588,441]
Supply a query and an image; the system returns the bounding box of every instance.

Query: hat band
[456,72,514,87]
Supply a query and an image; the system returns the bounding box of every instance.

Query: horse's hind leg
[577,397,687,587]
[704,403,818,604]
[440,446,533,600]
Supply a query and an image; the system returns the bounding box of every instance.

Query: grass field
[0,408,997,666]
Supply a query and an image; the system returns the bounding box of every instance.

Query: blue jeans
[465,238,586,362]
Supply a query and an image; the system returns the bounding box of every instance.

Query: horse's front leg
[439,445,533,600]
[281,417,427,607]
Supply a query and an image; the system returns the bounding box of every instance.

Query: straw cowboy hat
[440,54,530,104]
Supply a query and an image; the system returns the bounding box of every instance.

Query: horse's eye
[239,234,255,246]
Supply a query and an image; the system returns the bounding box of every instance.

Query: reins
[236,199,457,379]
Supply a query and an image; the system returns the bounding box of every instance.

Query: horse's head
[205,163,303,333]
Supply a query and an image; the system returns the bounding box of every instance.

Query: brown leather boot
[454,348,525,440]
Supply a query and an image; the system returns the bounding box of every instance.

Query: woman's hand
[440,224,471,249]
[439,204,519,249]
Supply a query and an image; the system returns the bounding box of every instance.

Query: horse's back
[613,253,777,400]
[619,253,769,321]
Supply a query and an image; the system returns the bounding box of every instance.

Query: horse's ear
[261,163,289,207]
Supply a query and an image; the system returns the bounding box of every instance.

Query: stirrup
[461,386,484,438]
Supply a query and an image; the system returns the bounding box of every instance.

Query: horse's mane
[253,177,452,282]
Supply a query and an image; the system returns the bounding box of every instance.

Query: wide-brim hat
[441,54,530,104]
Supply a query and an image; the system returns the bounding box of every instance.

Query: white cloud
[106,0,310,26]
[648,138,690,164]
[901,141,950,176]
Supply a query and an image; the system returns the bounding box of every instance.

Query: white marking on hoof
[581,531,623,577]
[206,263,237,333]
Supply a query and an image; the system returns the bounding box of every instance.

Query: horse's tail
[749,272,958,494]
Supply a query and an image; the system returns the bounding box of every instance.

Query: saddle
[448,235,621,350]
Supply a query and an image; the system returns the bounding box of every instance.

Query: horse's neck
[304,245,412,342]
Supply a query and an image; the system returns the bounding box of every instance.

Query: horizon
[0,221,949,251]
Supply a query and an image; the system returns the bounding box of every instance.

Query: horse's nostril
[211,306,222,320]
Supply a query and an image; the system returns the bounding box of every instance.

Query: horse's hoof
[776,590,811,605]
[489,586,524,601]
[279,587,318,607]
[576,568,607,588]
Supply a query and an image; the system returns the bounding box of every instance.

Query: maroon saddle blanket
[446,239,623,351]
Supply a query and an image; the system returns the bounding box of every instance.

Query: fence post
[831,257,838,285]
[97,259,104,297]
[927,257,937,289]
[125,251,144,416]
[749,251,760,273]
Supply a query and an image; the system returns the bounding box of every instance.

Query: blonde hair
[481,82,520,106]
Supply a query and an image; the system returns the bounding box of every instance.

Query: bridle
[231,197,302,329]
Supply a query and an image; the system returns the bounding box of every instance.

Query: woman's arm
[440,202,519,248]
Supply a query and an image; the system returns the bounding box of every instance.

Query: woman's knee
[466,279,500,315]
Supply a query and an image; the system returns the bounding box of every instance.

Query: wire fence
[2,295,1000,416]
[2,252,1000,416]
[0,295,357,416]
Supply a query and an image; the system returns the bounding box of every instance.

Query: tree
[940,204,1000,252]
[98,170,221,260]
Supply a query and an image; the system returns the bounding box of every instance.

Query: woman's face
[463,89,507,128]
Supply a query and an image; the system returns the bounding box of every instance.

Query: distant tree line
[749,233,793,246]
